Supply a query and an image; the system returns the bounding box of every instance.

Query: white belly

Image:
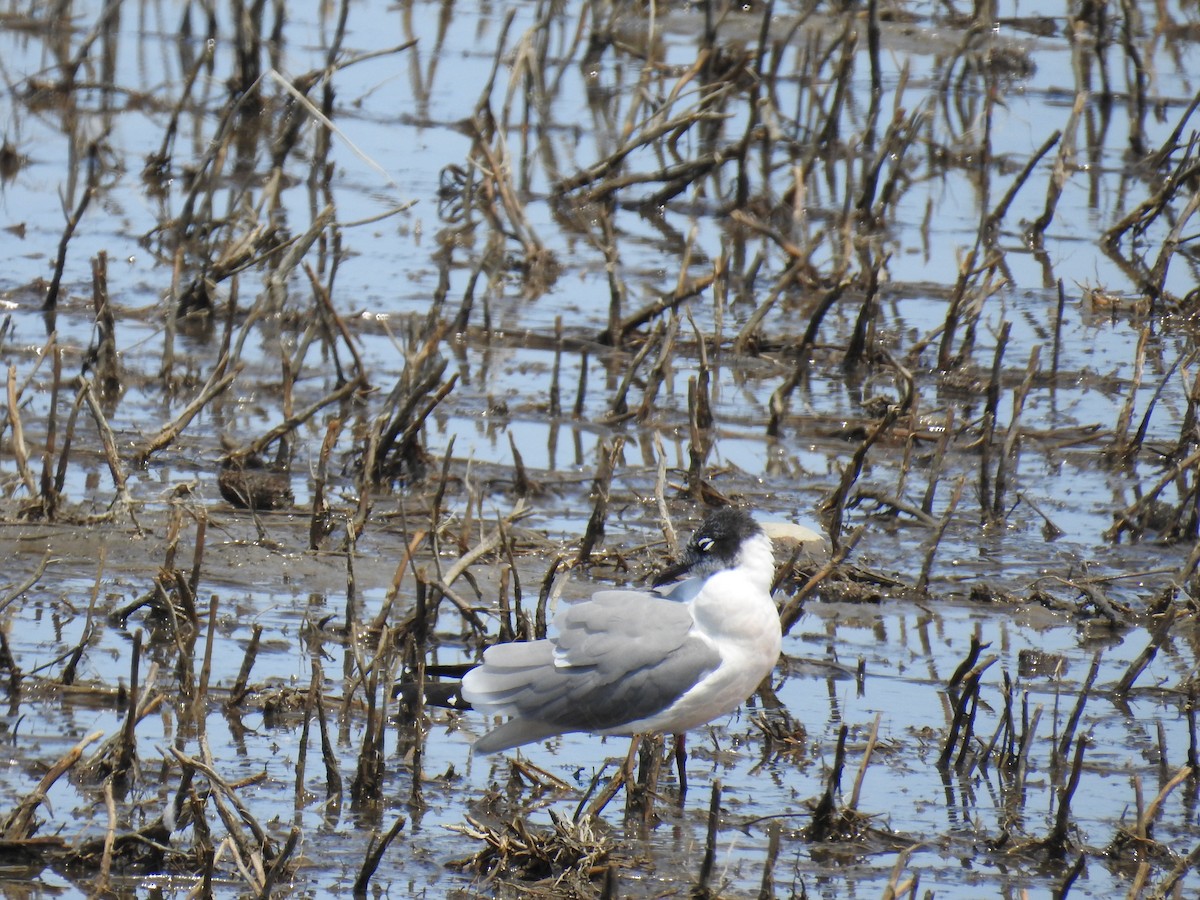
[604,588,782,736]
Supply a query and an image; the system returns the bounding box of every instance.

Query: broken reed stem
[1056,652,1101,767]
[758,822,782,900]
[821,386,909,550]
[694,780,722,896]
[880,845,918,900]
[43,142,99,313]
[170,743,276,864]
[2,730,104,839]
[39,344,62,518]
[625,734,663,824]
[97,776,116,889]
[778,525,865,634]
[979,321,1011,525]
[917,475,965,593]
[992,345,1040,520]
[195,593,220,726]
[767,278,850,436]
[1030,90,1085,241]
[1113,324,1149,460]
[225,374,366,465]
[1115,606,1177,696]
[1014,702,1044,799]
[353,816,407,896]
[809,724,849,841]
[116,629,143,777]
[1136,765,1193,840]
[316,675,344,803]
[938,653,997,770]
[985,129,1061,234]
[259,826,301,899]
[0,551,52,618]
[371,528,428,635]
[605,325,660,420]
[848,712,881,811]
[1047,735,1088,858]
[6,364,38,497]
[61,547,104,686]
[1105,445,1200,541]
[653,432,679,557]
[134,359,241,466]
[576,437,625,564]
[228,624,263,706]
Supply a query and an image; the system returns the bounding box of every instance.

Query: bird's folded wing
[464,591,720,732]
[551,590,699,671]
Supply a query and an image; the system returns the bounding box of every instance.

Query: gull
[461,507,781,755]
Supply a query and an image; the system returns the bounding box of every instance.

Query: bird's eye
[697,537,714,552]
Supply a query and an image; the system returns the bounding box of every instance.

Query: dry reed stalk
[604,325,661,421]
[1030,91,1085,241]
[986,130,1061,235]
[349,624,397,806]
[820,362,913,548]
[653,433,679,557]
[133,360,240,466]
[880,845,918,900]
[59,547,104,686]
[195,593,219,726]
[314,666,343,806]
[370,529,428,635]
[1111,324,1149,462]
[353,816,407,896]
[1115,607,1178,696]
[6,364,38,498]
[991,346,1040,520]
[625,734,664,825]
[1147,186,1200,307]
[693,780,722,898]
[258,827,301,899]
[917,476,965,593]
[807,724,848,841]
[938,655,996,771]
[228,624,263,707]
[1056,653,1101,767]
[765,276,850,435]
[848,712,881,811]
[43,141,99,314]
[96,776,116,890]
[777,525,864,634]
[978,321,1011,525]
[225,374,366,466]
[0,551,52,618]
[576,437,625,564]
[35,343,63,519]
[2,730,103,839]
[171,743,277,878]
[601,270,716,347]
[1105,445,1200,541]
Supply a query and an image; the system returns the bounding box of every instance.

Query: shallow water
[2,0,1200,896]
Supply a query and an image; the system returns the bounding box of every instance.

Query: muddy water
[1,0,1200,896]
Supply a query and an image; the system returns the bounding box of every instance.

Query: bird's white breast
[607,532,781,736]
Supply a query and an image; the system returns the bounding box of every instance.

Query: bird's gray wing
[462,590,719,747]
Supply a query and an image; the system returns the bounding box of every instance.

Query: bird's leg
[673,732,688,800]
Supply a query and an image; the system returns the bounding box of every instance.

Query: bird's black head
[653,508,764,586]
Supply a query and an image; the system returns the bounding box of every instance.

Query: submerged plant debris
[0,0,1199,896]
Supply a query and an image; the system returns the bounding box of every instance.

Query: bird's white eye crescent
[697,537,714,552]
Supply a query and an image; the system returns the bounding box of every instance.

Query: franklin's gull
[461,507,781,753]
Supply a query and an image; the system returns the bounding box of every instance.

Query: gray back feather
[462,590,718,743]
